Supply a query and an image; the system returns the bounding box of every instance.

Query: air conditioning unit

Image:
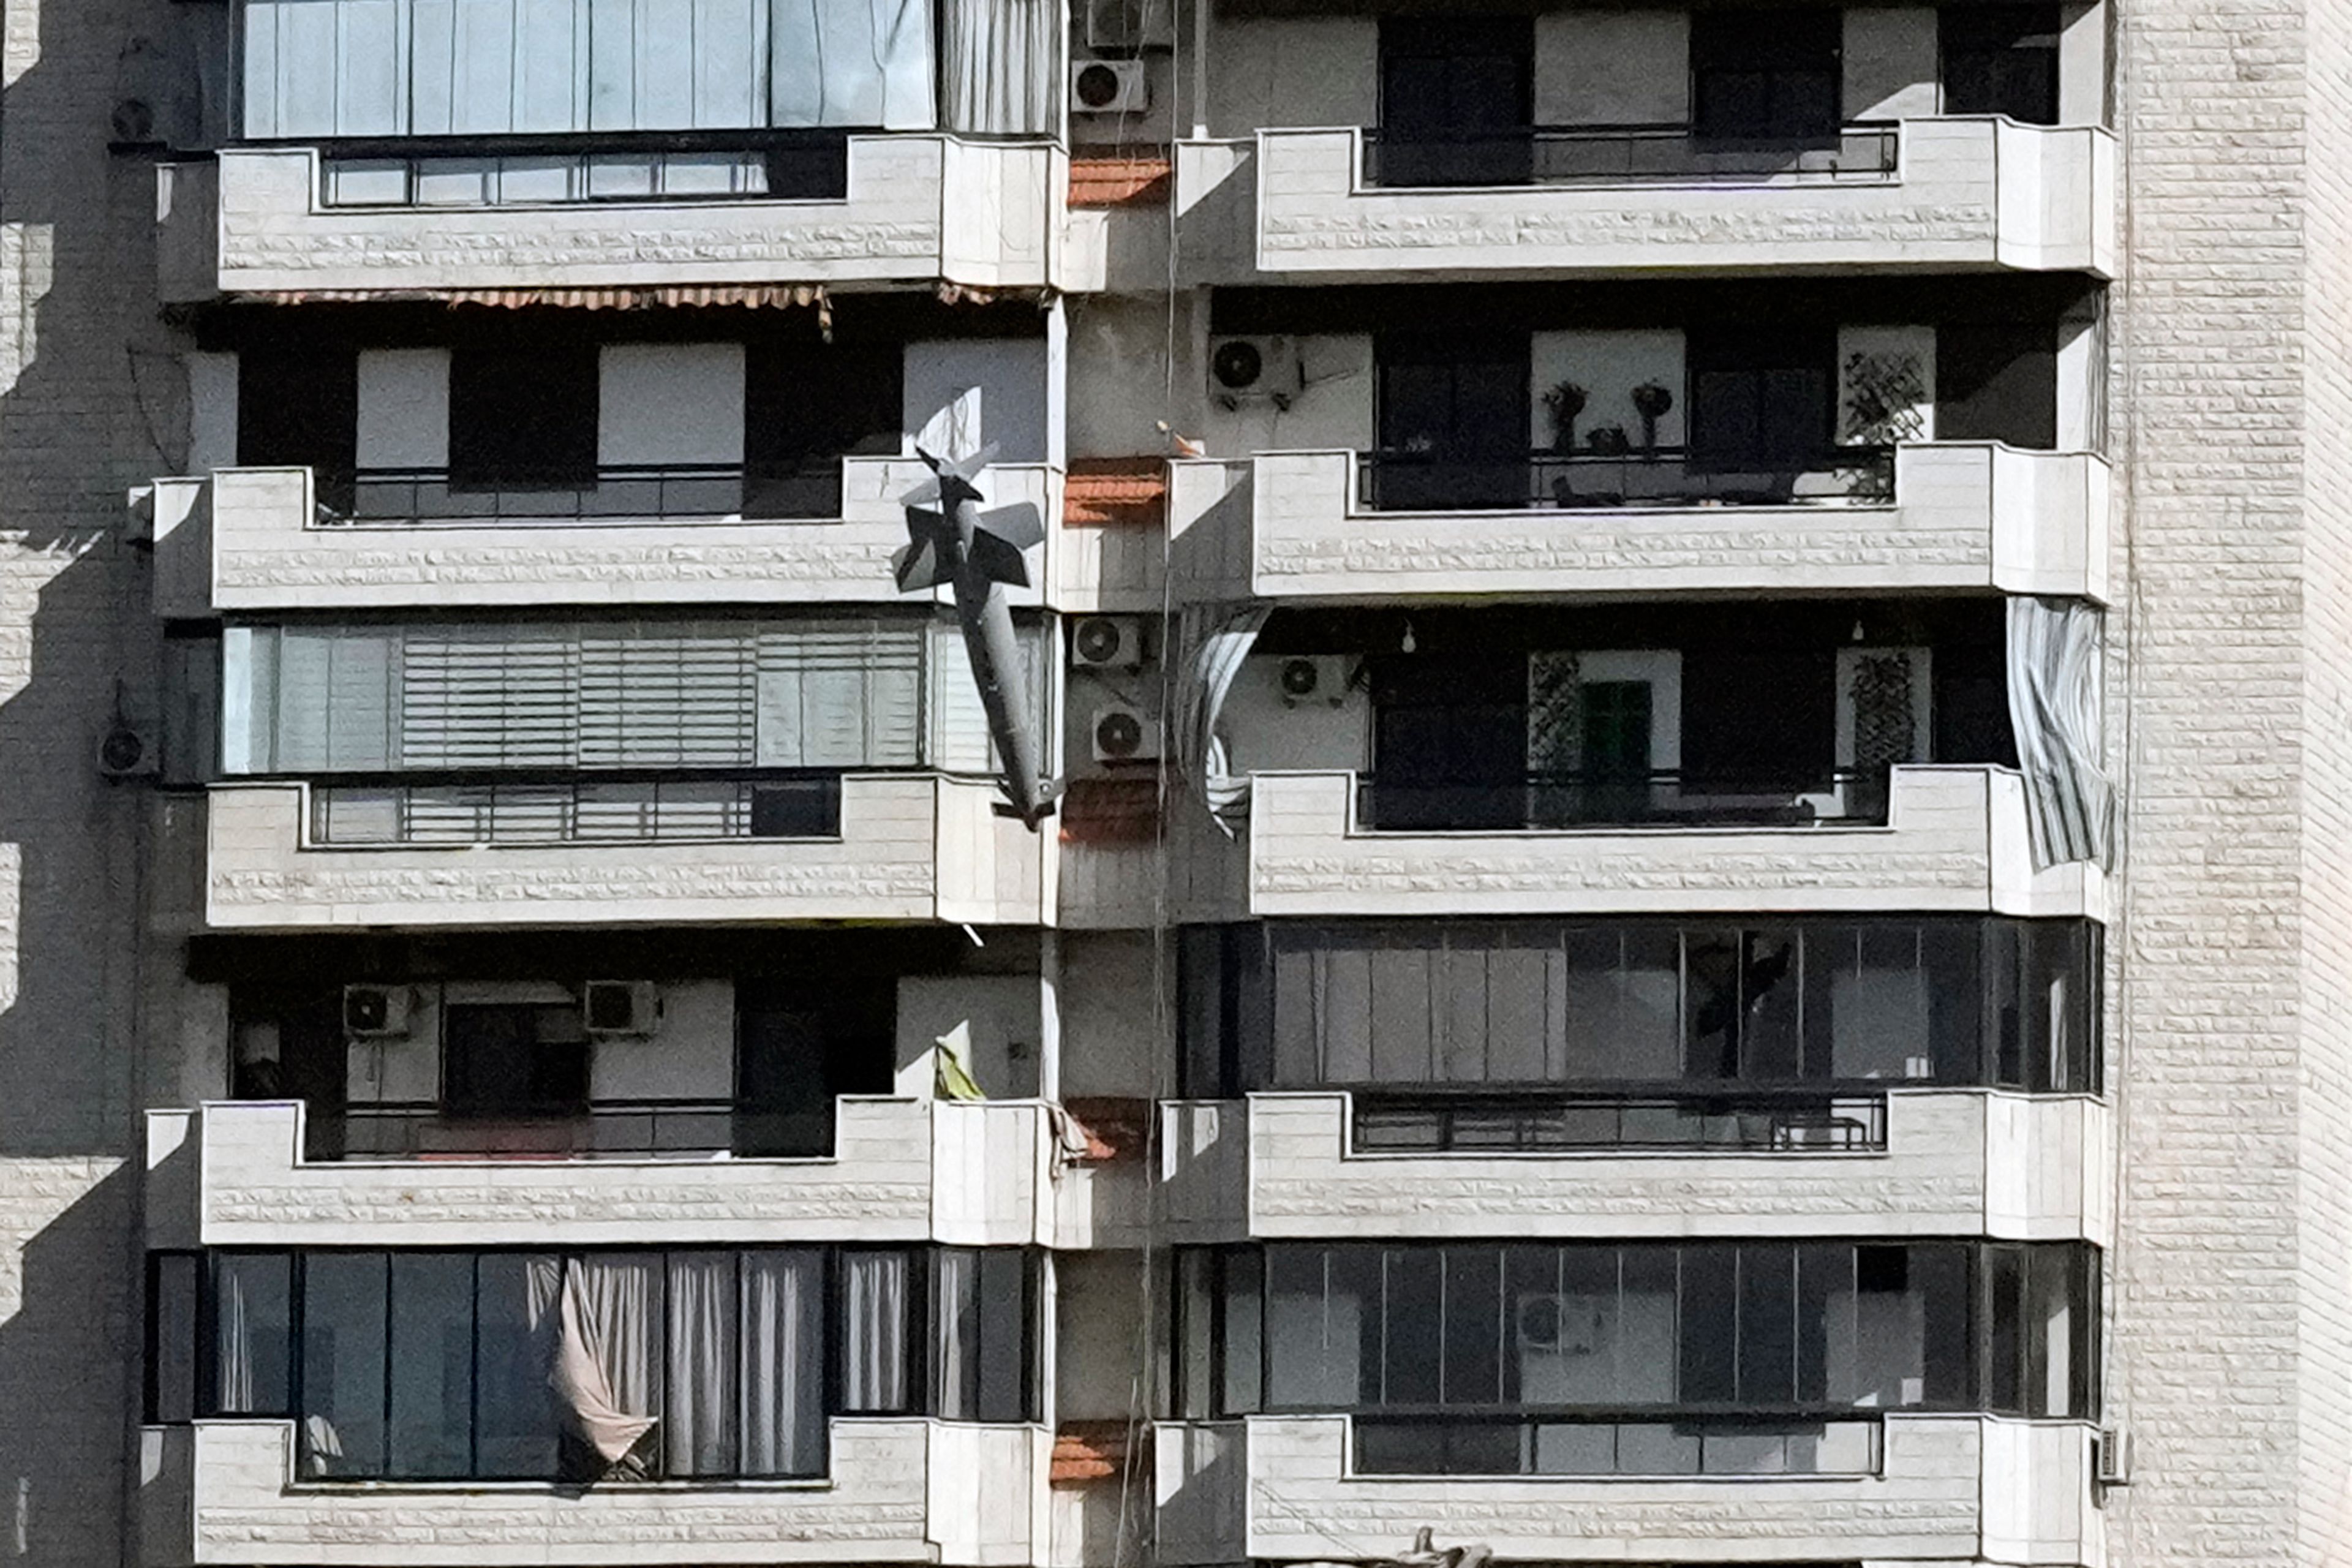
[1209,336,1301,411]
[1275,655,1349,707]
[1071,59,1149,115]
[342,984,413,1040]
[1085,0,1175,50]
[1072,614,1147,670]
[1090,704,1160,765]
[583,981,662,1039]
[2094,1427,2133,1487]
[97,719,157,780]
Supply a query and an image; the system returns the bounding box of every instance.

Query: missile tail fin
[967,528,1031,589]
[976,501,1045,552]
[892,538,949,593]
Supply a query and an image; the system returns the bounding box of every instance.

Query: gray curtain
[840,1251,911,1410]
[739,1251,827,1475]
[2004,597,2113,869]
[664,1253,738,1477]
[939,0,1060,135]
[1174,605,1268,835]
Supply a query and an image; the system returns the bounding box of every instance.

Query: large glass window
[1690,9,1842,144]
[173,1246,1038,1481]
[1178,1242,2099,1473]
[1181,918,2101,1106]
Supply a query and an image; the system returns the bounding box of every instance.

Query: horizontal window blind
[241,0,937,139]
[240,616,1012,776]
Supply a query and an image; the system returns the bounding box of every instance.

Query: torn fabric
[2005,596,2113,869]
[1174,604,1268,835]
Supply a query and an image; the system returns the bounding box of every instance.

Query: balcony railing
[1351,1410,1887,1477]
[1355,767,1893,833]
[1358,445,1896,512]
[324,1099,762,1160]
[329,460,850,524]
[1349,1087,1891,1155]
[312,128,851,208]
[308,771,844,845]
[1360,122,1901,189]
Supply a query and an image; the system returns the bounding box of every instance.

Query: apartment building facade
[0,0,2344,1566]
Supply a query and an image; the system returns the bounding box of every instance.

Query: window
[1375,17,1535,186]
[1373,333,1533,511]
[1687,330,1836,472]
[744,343,903,519]
[1183,918,2101,1102]
[1691,10,1842,144]
[146,1254,200,1425]
[1936,323,2058,448]
[237,349,358,511]
[1185,1240,2100,1466]
[1368,638,1529,831]
[1942,5,2062,125]
[173,1246,1039,1482]
[1679,644,1836,790]
[449,347,598,491]
[442,1003,592,1120]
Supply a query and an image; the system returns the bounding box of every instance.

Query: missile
[895,445,1062,828]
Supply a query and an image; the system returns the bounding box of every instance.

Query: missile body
[895,447,1061,827]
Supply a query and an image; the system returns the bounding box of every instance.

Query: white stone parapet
[1175,118,2117,284]
[1170,443,2110,605]
[203,777,1052,930]
[160,138,1064,301]
[1243,765,2104,922]
[138,1417,1050,1567]
[145,462,1063,616]
[141,1098,1054,1251]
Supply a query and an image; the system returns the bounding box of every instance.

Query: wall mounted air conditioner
[342,984,413,1040]
[583,981,662,1039]
[1072,614,1147,670]
[1209,336,1301,411]
[1091,704,1160,764]
[1071,59,1149,115]
[1275,655,1349,707]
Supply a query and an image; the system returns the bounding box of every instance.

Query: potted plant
[1630,382,1674,458]
[1542,381,1588,453]
[1585,424,1631,456]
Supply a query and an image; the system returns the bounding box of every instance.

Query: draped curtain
[555,1256,663,1474]
[2004,597,2113,869]
[1174,605,1269,835]
[739,1250,827,1474]
[241,0,937,140]
[840,1251,911,1410]
[938,0,1059,135]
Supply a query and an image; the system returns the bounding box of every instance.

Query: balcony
[1176,117,2116,284]
[1163,1090,2109,1245]
[1174,443,2109,605]
[158,135,1062,303]
[145,461,1062,617]
[138,1417,1048,1568]
[1156,1414,2098,1566]
[203,775,1051,930]
[144,1098,1053,1250]
[1243,766,2103,920]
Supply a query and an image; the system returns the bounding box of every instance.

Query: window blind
[756,623,923,769]
[399,627,579,768]
[241,0,938,140]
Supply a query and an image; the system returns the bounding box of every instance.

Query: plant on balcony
[1838,350,1925,502]
[1630,382,1675,459]
[1585,424,1631,456]
[1542,381,1588,452]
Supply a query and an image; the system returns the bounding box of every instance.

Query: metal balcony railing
[320,460,848,524]
[307,771,844,845]
[1348,1087,1891,1155]
[308,128,851,207]
[1354,767,1894,833]
[1360,122,1901,189]
[1357,446,1896,513]
[1348,1409,1887,1477]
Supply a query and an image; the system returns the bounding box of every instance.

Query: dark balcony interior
[1257,598,2016,832]
[317,129,853,209]
[1172,1240,2103,1470]
[195,927,1025,1163]
[1180,916,2101,1120]
[148,1244,1039,1482]
[1365,6,2060,189]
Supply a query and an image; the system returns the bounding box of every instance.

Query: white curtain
[740,1251,827,1474]
[938,0,1059,135]
[2004,597,2113,869]
[554,1256,662,1471]
[932,1249,975,1418]
[840,1251,911,1411]
[665,1252,738,1476]
[771,0,938,129]
[1174,605,1269,835]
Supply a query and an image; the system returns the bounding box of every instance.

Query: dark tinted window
[1942,4,2061,124]
[1377,16,1535,186]
[441,1002,590,1118]
[238,349,358,509]
[744,342,902,518]
[1691,9,1842,142]
[1936,323,2057,448]
[448,345,598,490]
[1687,328,1835,468]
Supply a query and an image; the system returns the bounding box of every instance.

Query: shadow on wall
[0,1,202,1565]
